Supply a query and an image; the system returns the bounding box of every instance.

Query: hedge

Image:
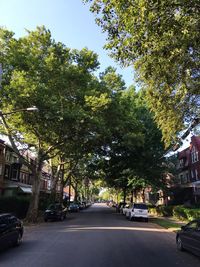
[173,206,200,221]
[0,196,30,219]
[149,205,200,221]
[148,205,173,217]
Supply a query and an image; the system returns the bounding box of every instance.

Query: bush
[173,206,200,221]
[0,196,30,219]
[149,205,173,217]
[149,204,200,221]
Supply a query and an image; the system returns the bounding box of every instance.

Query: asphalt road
[0,203,199,267]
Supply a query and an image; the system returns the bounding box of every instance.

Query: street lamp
[0,106,39,116]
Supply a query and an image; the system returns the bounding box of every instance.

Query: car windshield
[48,204,61,210]
[134,204,148,210]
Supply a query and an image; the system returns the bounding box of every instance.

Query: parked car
[117,202,126,213]
[68,202,79,212]
[78,202,85,210]
[128,203,148,222]
[0,213,23,250]
[44,203,67,222]
[122,204,131,216]
[176,219,200,256]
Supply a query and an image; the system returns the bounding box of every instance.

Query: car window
[0,215,10,225]
[9,216,17,224]
[196,222,200,231]
[134,204,148,210]
[48,204,54,209]
[185,221,198,230]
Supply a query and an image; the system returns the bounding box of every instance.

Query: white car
[128,203,148,222]
[122,204,130,216]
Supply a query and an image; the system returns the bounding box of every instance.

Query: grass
[150,218,184,232]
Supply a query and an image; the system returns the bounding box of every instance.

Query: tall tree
[0,26,106,222]
[84,0,200,147]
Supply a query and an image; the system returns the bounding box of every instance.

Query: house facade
[0,140,5,195]
[176,135,200,204]
[0,138,54,197]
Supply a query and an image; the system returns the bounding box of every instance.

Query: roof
[178,135,200,159]
[191,135,200,150]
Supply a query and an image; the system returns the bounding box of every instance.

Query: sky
[0,0,135,88]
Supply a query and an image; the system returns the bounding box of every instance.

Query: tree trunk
[142,189,145,203]
[51,164,61,202]
[123,187,126,203]
[73,183,78,202]
[26,168,42,223]
[59,164,65,203]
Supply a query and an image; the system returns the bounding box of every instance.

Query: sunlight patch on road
[60,226,168,233]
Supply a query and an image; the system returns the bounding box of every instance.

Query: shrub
[149,205,173,217]
[173,206,200,221]
[0,196,30,219]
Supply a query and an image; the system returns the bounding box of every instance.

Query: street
[0,203,199,267]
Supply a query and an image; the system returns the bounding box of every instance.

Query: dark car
[117,202,126,213]
[68,202,79,212]
[44,203,67,222]
[176,219,200,256]
[0,213,23,250]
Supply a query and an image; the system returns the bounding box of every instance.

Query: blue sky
[0,0,135,88]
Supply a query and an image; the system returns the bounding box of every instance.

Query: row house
[0,140,5,195]
[176,135,200,203]
[0,138,53,197]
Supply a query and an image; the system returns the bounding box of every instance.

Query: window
[0,164,3,175]
[185,221,198,230]
[191,146,199,163]
[134,204,147,210]
[11,169,19,181]
[186,172,189,182]
[6,152,10,161]
[179,159,184,167]
[195,169,199,181]
[191,170,194,180]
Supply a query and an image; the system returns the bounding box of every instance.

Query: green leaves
[85,0,200,147]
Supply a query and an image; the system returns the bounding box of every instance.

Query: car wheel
[14,232,23,246]
[44,218,48,222]
[176,236,184,251]
[145,218,148,222]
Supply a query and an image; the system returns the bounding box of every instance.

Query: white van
[129,203,148,222]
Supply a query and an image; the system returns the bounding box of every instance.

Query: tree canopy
[84,0,200,147]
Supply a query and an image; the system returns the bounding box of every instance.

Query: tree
[93,86,167,198]
[84,0,200,147]
[0,26,106,222]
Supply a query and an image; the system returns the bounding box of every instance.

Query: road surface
[0,203,199,267]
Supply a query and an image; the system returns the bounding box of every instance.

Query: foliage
[173,205,200,221]
[0,196,30,219]
[98,87,166,194]
[0,26,113,221]
[84,0,200,147]
[149,204,200,221]
[149,205,174,217]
